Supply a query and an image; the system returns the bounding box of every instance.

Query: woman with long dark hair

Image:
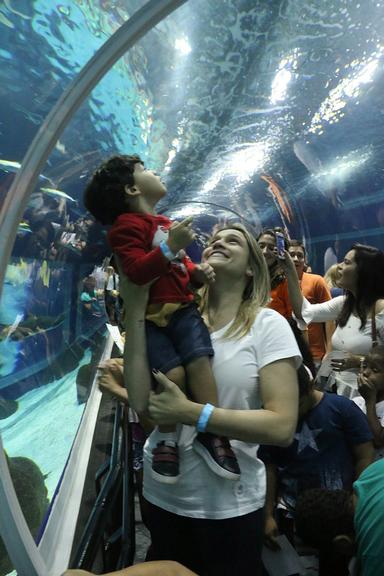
[285,243,384,397]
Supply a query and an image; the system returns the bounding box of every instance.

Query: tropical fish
[18,221,31,233]
[0,159,21,170]
[39,260,50,287]
[260,174,294,223]
[0,11,14,28]
[40,187,76,202]
[0,159,51,184]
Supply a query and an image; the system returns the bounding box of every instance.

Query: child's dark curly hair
[84,154,143,225]
[295,489,355,550]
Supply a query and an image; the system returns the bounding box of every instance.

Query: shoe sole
[151,468,180,485]
[193,439,240,481]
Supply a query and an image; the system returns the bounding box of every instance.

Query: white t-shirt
[143,308,301,520]
[353,396,384,460]
[297,296,384,398]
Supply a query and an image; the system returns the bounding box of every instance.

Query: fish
[40,187,76,202]
[18,221,32,233]
[0,159,51,183]
[0,11,14,28]
[0,159,76,201]
[0,159,21,170]
[260,174,294,223]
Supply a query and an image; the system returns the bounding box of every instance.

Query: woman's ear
[246,266,253,277]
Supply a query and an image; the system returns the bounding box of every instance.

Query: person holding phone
[287,240,333,368]
[257,228,292,320]
[84,154,240,485]
[283,243,384,398]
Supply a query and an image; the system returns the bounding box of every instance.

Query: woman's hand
[264,515,281,551]
[149,370,194,427]
[279,250,297,276]
[357,373,377,403]
[331,354,360,372]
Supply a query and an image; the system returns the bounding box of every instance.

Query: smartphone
[275,232,286,259]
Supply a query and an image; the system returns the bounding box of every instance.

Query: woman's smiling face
[203,228,252,278]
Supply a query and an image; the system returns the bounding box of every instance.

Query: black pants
[145,499,264,576]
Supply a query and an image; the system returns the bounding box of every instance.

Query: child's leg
[157,365,185,433]
[185,356,240,481]
[151,365,185,484]
[185,356,218,406]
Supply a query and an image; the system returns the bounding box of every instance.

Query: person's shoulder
[110,212,155,234]
[252,307,295,337]
[256,306,286,323]
[303,272,328,287]
[326,392,367,415]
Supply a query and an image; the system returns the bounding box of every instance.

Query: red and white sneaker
[193,433,240,481]
[151,440,180,484]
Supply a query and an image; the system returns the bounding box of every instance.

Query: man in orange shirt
[288,240,333,367]
[258,229,292,319]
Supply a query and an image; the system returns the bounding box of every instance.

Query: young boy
[84,155,240,484]
[260,364,374,551]
[295,458,384,576]
[353,346,384,459]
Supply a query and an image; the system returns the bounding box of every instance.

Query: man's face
[288,245,306,277]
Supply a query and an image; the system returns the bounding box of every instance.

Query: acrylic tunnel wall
[1,1,384,574]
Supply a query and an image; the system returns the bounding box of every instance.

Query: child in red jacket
[84,155,240,484]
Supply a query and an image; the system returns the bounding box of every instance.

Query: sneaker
[151,440,180,484]
[193,433,241,481]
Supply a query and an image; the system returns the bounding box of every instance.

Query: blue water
[0,350,92,500]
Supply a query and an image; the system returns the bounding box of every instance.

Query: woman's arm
[62,560,198,576]
[283,251,305,319]
[283,252,344,325]
[263,461,281,550]
[116,264,153,416]
[149,357,298,446]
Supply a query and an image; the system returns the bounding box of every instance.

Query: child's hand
[357,372,377,403]
[167,217,196,254]
[192,262,216,285]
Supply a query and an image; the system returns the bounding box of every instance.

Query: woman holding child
[120,223,300,576]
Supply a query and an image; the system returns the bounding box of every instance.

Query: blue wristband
[196,403,215,433]
[159,240,177,261]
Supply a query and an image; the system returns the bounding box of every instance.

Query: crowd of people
[11,186,106,264]
[62,153,384,576]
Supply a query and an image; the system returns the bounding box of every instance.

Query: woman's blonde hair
[323,263,340,289]
[199,223,270,339]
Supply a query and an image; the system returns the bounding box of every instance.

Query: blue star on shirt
[295,422,322,453]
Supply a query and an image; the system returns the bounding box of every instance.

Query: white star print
[295,421,322,453]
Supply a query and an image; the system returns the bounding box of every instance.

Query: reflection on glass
[0,169,109,548]
[0,454,48,576]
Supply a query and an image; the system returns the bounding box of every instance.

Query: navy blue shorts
[146,303,214,374]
